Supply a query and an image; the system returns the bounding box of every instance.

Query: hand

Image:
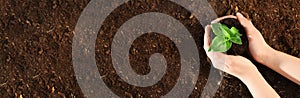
[236,13,274,64]
[236,13,300,85]
[204,15,280,97]
[204,24,280,98]
[204,25,258,80]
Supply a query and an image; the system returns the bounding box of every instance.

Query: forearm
[240,69,280,98]
[261,48,300,85]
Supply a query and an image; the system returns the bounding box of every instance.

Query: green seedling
[208,23,243,52]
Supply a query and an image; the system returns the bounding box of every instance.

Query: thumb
[236,13,253,29]
[236,12,258,38]
[203,25,212,52]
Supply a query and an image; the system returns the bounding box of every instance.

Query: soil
[1,0,300,98]
[220,18,248,55]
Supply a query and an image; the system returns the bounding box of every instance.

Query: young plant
[208,23,243,52]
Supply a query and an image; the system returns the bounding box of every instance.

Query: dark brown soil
[0,0,300,98]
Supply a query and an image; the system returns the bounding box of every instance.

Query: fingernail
[206,25,211,28]
[237,12,243,17]
[205,25,209,29]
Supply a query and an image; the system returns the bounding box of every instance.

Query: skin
[204,12,300,97]
[236,13,300,85]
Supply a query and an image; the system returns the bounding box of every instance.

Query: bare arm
[261,49,300,85]
[240,67,280,98]
[204,24,279,98]
[236,13,300,85]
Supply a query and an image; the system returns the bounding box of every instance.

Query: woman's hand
[236,13,274,64]
[203,25,257,80]
[237,13,300,85]
[204,19,279,97]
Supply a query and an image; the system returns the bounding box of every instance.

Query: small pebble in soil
[189,14,194,19]
[19,94,23,98]
[51,87,55,93]
[38,49,43,54]
[235,6,239,12]
[0,82,7,87]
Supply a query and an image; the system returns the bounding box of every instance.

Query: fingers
[236,12,258,40]
[204,25,212,52]
[209,52,230,72]
[211,15,237,24]
[236,13,252,29]
[205,14,258,78]
[204,25,226,70]
[204,25,230,71]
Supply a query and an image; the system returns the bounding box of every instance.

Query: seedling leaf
[209,22,243,52]
[225,40,232,51]
[230,27,239,35]
[221,24,231,37]
[211,23,224,36]
[230,35,242,45]
[208,36,228,52]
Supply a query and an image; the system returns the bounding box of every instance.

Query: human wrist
[239,68,280,98]
[239,67,261,84]
[260,47,280,68]
[256,45,275,65]
[237,64,259,81]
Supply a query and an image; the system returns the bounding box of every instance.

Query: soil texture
[0,0,300,97]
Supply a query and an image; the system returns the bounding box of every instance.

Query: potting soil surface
[1,0,300,97]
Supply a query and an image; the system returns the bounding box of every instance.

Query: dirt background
[1,0,300,97]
